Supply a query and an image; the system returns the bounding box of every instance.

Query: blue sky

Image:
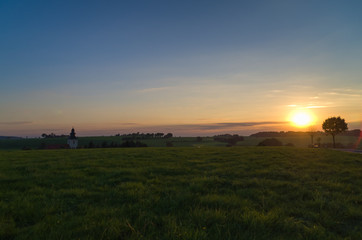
[1,0,362,136]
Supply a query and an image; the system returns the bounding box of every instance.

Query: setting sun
[290,111,314,127]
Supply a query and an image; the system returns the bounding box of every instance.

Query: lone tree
[308,125,317,146]
[322,116,348,148]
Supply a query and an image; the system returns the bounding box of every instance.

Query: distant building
[67,128,78,149]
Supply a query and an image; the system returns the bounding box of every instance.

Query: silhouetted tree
[101,141,108,148]
[120,140,147,147]
[40,133,67,138]
[88,141,95,148]
[39,142,46,149]
[322,116,348,148]
[257,138,283,146]
[196,136,203,142]
[155,133,164,138]
[214,134,244,146]
[308,125,317,146]
[164,133,173,138]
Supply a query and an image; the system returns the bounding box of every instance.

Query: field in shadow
[1,147,362,239]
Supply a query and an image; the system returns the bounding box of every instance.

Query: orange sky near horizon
[1,1,362,137]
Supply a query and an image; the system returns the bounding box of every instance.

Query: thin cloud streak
[0,121,33,125]
[323,92,362,97]
[119,123,139,126]
[81,121,292,137]
[171,121,288,131]
[135,87,172,93]
[304,106,327,109]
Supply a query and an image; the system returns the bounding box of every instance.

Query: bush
[320,142,345,148]
[214,134,244,146]
[257,138,283,146]
[88,141,95,148]
[120,140,147,148]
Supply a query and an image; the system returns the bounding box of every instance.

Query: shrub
[320,142,344,148]
[214,134,244,146]
[120,140,147,148]
[257,138,283,146]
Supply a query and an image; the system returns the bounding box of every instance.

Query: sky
[1,0,362,137]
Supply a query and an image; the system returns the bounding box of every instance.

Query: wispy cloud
[304,106,328,109]
[269,89,284,93]
[120,123,139,126]
[323,91,362,97]
[172,121,288,131]
[0,121,32,125]
[287,104,328,109]
[136,87,172,93]
[98,121,291,137]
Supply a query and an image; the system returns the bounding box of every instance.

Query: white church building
[67,128,78,149]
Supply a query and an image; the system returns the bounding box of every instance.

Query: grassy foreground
[1,147,362,239]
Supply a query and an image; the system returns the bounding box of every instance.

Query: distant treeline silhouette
[41,133,67,138]
[339,129,362,136]
[250,129,361,138]
[115,132,173,140]
[36,140,148,150]
[0,136,22,140]
[85,140,147,148]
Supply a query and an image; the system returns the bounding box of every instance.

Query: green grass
[1,147,362,239]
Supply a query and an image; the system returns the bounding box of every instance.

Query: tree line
[250,129,360,138]
[85,140,147,148]
[41,133,68,138]
[115,132,173,140]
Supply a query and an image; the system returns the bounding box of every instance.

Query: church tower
[67,128,78,149]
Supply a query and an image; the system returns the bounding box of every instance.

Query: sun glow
[290,111,314,127]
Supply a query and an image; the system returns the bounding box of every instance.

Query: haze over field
[1,0,362,137]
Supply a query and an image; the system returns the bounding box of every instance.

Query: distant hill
[250,129,361,137]
[249,131,311,137]
[0,136,23,140]
[340,129,362,136]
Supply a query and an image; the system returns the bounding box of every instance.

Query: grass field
[1,147,362,239]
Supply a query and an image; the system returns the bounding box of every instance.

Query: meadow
[1,147,362,239]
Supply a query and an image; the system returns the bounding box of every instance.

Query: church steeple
[67,128,78,149]
[69,128,77,139]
